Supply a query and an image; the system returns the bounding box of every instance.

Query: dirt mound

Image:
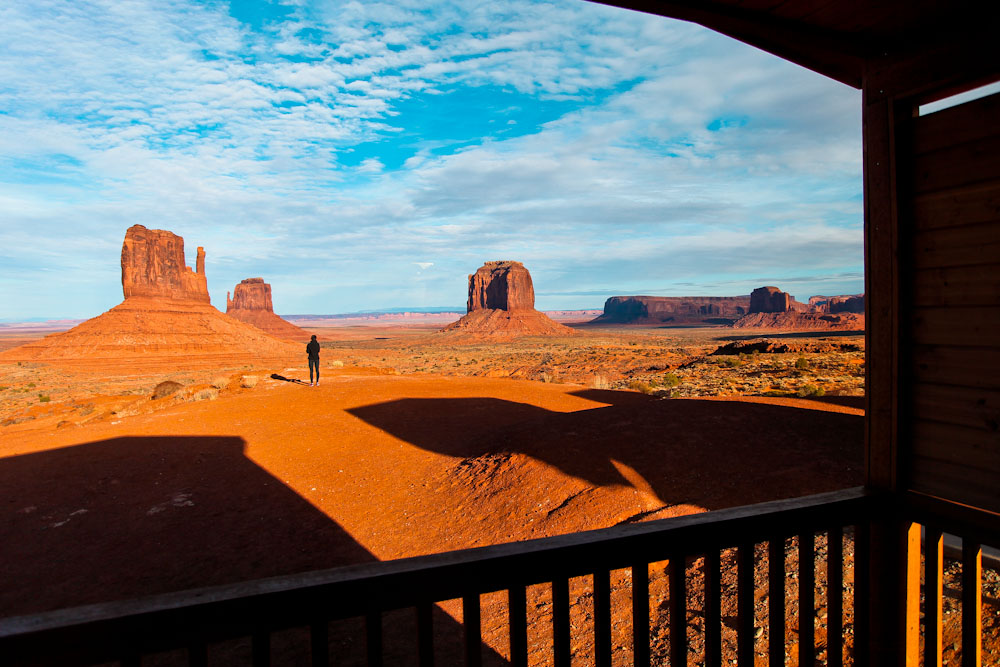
[0,297,300,363]
[439,308,575,339]
[732,311,864,331]
[226,278,316,342]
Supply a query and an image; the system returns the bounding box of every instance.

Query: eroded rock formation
[810,294,865,314]
[1,227,300,363]
[441,261,574,338]
[592,296,750,325]
[121,225,209,303]
[226,278,315,342]
[467,261,535,311]
[748,286,807,314]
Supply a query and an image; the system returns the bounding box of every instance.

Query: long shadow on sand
[0,436,506,665]
[348,390,864,512]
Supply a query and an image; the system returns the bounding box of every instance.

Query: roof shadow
[0,435,507,665]
[348,389,864,512]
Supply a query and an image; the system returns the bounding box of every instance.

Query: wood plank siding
[904,91,1000,514]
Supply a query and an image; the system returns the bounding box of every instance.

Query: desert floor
[1,324,996,665]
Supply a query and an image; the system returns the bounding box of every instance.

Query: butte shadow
[0,435,505,665]
[347,390,864,513]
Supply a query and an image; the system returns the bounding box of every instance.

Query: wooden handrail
[0,487,874,665]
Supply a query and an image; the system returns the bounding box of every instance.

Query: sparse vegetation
[38,393,50,402]
[795,356,810,369]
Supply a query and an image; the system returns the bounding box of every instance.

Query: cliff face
[593,296,750,324]
[121,225,209,303]
[226,278,273,313]
[809,294,865,314]
[467,261,534,312]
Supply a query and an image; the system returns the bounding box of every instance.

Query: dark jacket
[306,340,320,360]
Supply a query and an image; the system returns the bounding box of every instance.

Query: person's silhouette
[306,334,320,386]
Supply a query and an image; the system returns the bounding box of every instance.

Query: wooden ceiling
[588,1,989,89]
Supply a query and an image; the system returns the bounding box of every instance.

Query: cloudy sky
[0,0,862,320]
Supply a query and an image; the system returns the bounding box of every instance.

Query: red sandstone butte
[0,227,299,364]
[121,225,209,303]
[748,286,807,314]
[441,261,574,338]
[226,278,315,342]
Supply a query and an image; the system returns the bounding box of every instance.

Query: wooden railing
[0,487,872,666]
[900,492,1000,667]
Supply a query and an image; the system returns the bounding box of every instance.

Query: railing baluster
[594,568,612,667]
[366,610,383,667]
[828,527,843,667]
[632,562,650,667]
[416,602,434,667]
[463,593,482,667]
[925,528,944,667]
[737,541,755,666]
[310,620,329,667]
[552,577,571,667]
[188,641,207,667]
[508,585,528,667]
[799,532,815,667]
[962,541,983,667]
[669,556,687,667]
[704,550,721,667]
[853,522,869,667]
[252,630,271,667]
[768,537,785,667]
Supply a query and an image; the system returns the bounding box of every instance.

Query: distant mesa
[226,278,316,342]
[440,261,575,337]
[733,286,863,330]
[591,295,750,325]
[0,225,299,364]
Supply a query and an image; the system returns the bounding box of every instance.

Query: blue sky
[0,0,863,319]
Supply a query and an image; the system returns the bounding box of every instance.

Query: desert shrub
[762,389,795,397]
[329,360,344,368]
[0,386,8,392]
[795,356,810,369]
[539,372,553,383]
[592,375,612,390]
[628,380,654,394]
[151,380,183,400]
[26,382,36,388]
[240,375,259,389]
[192,388,219,401]
[38,394,51,403]
[796,384,826,397]
[721,357,742,367]
[661,373,681,388]
[211,376,230,389]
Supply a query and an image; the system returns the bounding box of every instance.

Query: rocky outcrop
[121,225,209,303]
[226,278,315,342]
[810,294,865,314]
[591,296,750,325]
[732,311,864,331]
[467,261,535,311]
[749,286,807,314]
[440,261,574,338]
[1,227,300,363]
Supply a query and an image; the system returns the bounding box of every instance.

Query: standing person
[306,334,320,386]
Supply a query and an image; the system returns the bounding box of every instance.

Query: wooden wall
[903,91,1000,513]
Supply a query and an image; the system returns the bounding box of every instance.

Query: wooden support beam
[962,543,983,667]
[632,562,650,667]
[798,533,815,667]
[924,528,944,667]
[463,594,481,667]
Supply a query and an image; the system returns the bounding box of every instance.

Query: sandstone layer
[591,295,750,325]
[0,228,299,365]
[441,261,574,338]
[226,278,315,342]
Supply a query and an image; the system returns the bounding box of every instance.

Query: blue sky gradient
[0,0,863,319]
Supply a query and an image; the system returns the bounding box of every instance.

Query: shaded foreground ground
[2,361,872,664]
